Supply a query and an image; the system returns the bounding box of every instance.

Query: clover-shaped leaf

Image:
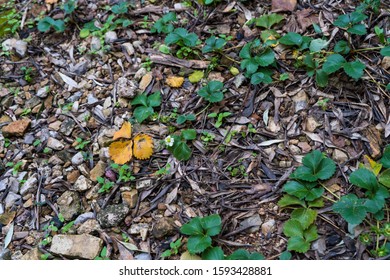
[332,194,367,225]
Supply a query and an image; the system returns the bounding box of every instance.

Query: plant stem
[195,103,210,116]
[320,182,340,199]
[322,195,336,203]
[351,47,383,53]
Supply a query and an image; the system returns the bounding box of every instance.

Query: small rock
[239,214,262,233]
[136,179,152,190]
[333,149,348,164]
[0,178,8,192]
[105,31,117,43]
[121,189,138,208]
[23,134,35,144]
[74,212,95,225]
[134,68,147,80]
[48,155,64,165]
[36,86,50,98]
[49,121,62,131]
[67,170,80,184]
[97,204,130,228]
[77,219,101,234]
[69,60,89,75]
[152,217,175,239]
[90,161,106,182]
[50,234,103,259]
[57,191,82,221]
[90,36,101,51]
[129,223,149,235]
[87,93,99,105]
[71,152,84,165]
[1,119,31,137]
[72,175,92,192]
[2,38,27,57]
[382,56,390,70]
[116,77,137,99]
[135,253,152,260]
[298,142,311,153]
[25,96,40,109]
[122,42,135,56]
[306,116,320,132]
[261,219,276,236]
[21,247,41,260]
[47,137,64,150]
[59,118,75,136]
[20,174,38,196]
[5,192,21,209]
[138,72,153,92]
[293,90,308,112]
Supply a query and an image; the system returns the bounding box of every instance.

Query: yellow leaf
[188,71,204,83]
[229,67,239,76]
[166,76,184,88]
[133,134,154,160]
[364,155,382,176]
[109,140,133,164]
[113,122,132,140]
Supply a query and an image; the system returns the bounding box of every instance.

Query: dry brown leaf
[133,134,154,160]
[166,76,184,88]
[272,0,297,12]
[113,122,132,140]
[109,140,133,164]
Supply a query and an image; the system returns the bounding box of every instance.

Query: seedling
[165,129,196,161]
[197,81,225,103]
[176,113,196,125]
[161,238,182,258]
[37,0,77,33]
[208,112,231,128]
[131,91,161,123]
[201,132,215,144]
[6,161,23,176]
[75,137,90,150]
[155,163,171,176]
[94,246,110,260]
[151,12,176,34]
[97,177,115,193]
[111,163,135,183]
[165,27,199,58]
[20,66,34,83]
[202,36,226,54]
[333,11,367,35]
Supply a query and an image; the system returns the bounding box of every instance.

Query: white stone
[72,175,92,191]
[71,152,84,165]
[47,137,64,150]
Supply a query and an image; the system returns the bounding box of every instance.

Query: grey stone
[239,214,262,233]
[57,191,82,221]
[8,177,20,194]
[77,219,101,234]
[74,212,95,225]
[23,134,35,144]
[5,192,21,209]
[90,36,101,51]
[122,42,134,56]
[20,174,38,196]
[135,253,151,260]
[116,77,137,99]
[47,137,64,150]
[71,175,92,192]
[21,247,40,260]
[105,31,117,43]
[36,86,50,98]
[2,39,27,57]
[0,178,7,192]
[25,96,40,109]
[59,118,75,136]
[129,223,149,235]
[71,152,84,165]
[261,219,276,236]
[293,90,308,113]
[97,204,130,228]
[87,94,99,104]
[50,234,103,259]
[136,179,152,190]
[67,91,83,103]
[333,149,348,164]
[70,60,89,75]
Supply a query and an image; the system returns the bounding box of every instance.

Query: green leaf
[283,219,304,238]
[364,187,389,213]
[255,13,284,29]
[187,235,212,254]
[283,180,312,199]
[51,20,66,32]
[343,60,365,80]
[333,14,350,28]
[201,247,224,260]
[380,46,390,57]
[291,166,318,182]
[131,94,148,107]
[250,71,272,85]
[332,194,367,225]
[380,146,390,168]
[303,224,318,242]
[309,38,328,52]
[239,43,251,59]
[316,157,337,180]
[255,48,275,67]
[349,168,378,191]
[112,1,128,14]
[334,40,350,54]
[183,33,199,47]
[291,208,317,229]
[147,91,161,107]
[350,11,367,24]
[38,17,54,32]
[173,141,192,161]
[201,214,222,236]
[180,217,203,235]
[347,24,367,35]
[279,251,292,260]
[307,197,324,208]
[79,29,90,38]
[279,32,303,46]
[197,81,224,103]
[226,249,265,260]
[278,194,306,208]
[63,0,77,14]
[165,33,181,45]
[181,129,197,141]
[292,150,336,181]
[379,169,390,188]
[322,54,346,74]
[133,106,153,123]
[315,69,328,87]
[287,236,310,253]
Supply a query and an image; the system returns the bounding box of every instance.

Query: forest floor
[0,0,390,260]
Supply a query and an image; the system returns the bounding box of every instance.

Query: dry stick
[364,68,390,98]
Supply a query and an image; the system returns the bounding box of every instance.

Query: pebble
[5,192,21,209]
[57,191,82,221]
[293,90,308,112]
[261,219,276,236]
[71,152,84,165]
[239,214,262,233]
[90,36,101,51]
[77,219,101,234]
[90,161,106,182]
[122,42,135,56]
[105,31,117,43]
[2,38,27,57]
[97,204,130,228]
[1,119,31,137]
[20,174,38,196]
[333,149,348,164]
[74,212,95,225]
[71,175,92,192]
[36,86,50,98]
[21,247,41,260]
[121,189,138,208]
[47,137,64,150]
[116,77,137,99]
[50,234,103,259]
[152,217,175,239]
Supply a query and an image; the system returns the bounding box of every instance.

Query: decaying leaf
[133,134,154,160]
[113,122,132,140]
[188,71,204,83]
[166,76,184,88]
[272,0,297,12]
[109,140,133,164]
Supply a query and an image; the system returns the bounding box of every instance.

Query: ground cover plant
[0,0,389,261]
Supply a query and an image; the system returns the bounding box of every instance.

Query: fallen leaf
[0,211,16,225]
[166,76,184,88]
[180,251,202,260]
[296,8,319,32]
[133,134,154,160]
[109,140,133,164]
[139,72,153,91]
[188,71,204,83]
[272,0,297,12]
[113,122,132,140]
